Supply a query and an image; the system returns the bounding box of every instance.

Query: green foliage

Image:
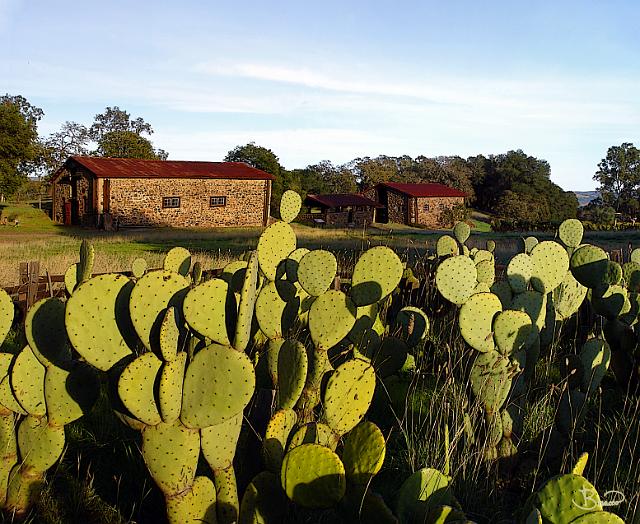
[593,142,640,215]
[96,130,165,159]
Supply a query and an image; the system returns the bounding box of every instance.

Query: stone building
[366,182,466,228]
[51,156,274,228]
[300,193,381,227]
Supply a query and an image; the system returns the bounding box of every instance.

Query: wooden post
[27,261,40,309]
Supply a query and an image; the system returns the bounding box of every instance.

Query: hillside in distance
[573,191,599,206]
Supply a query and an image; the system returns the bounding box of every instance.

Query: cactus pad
[459,292,502,353]
[131,257,147,278]
[255,280,298,340]
[257,221,296,281]
[323,359,376,435]
[0,289,13,348]
[142,420,200,496]
[238,471,285,524]
[350,246,403,306]
[580,339,611,394]
[63,264,78,295]
[297,250,337,296]
[287,422,338,451]
[570,513,626,523]
[158,307,180,362]
[163,247,192,276]
[184,279,236,347]
[17,415,65,471]
[395,468,455,523]
[129,270,190,352]
[280,190,302,223]
[181,343,255,428]
[553,271,587,321]
[234,251,259,352]
[394,306,430,348]
[476,259,495,286]
[570,245,609,288]
[528,473,601,524]
[523,236,539,254]
[65,274,135,371]
[309,290,356,350]
[436,255,478,305]
[165,475,217,524]
[24,297,69,368]
[511,290,546,335]
[277,339,307,409]
[493,310,533,356]
[491,281,513,309]
[201,413,243,471]
[118,351,163,425]
[221,260,248,292]
[342,421,385,484]
[436,235,459,257]
[559,219,584,248]
[158,352,187,424]
[591,285,630,319]
[263,408,297,474]
[280,443,346,508]
[285,247,310,282]
[507,253,533,293]
[453,222,470,244]
[0,354,25,415]
[11,346,46,417]
[44,363,98,427]
[530,241,569,293]
[470,350,513,416]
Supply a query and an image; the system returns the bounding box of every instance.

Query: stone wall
[386,190,406,223]
[108,178,270,227]
[414,196,465,228]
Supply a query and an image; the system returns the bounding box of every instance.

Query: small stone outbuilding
[51,156,274,228]
[300,194,381,227]
[366,182,466,228]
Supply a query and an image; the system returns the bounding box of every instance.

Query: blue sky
[1,0,638,190]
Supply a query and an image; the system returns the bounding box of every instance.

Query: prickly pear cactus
[350,246,403,306]
[435,255,477,305]
[459,292,502,352]
[0,289,14,347]
[453,221,470,244]
[297,249,337,297]
[163,246,192,276]
[280,189,302,223]
[257,221,296,281]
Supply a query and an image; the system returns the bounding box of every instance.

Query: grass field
[2,202,640,287]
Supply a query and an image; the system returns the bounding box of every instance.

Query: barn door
[103,179,111,213]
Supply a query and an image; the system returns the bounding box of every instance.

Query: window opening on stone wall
[209,196,227,207]
[162,196,181,208]
[423,203,430,212]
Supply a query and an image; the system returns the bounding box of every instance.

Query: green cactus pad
[297,250,337,297]
[285,247,310,282]
[569,513,626,523]
[158,352,187,424]
[17,415,65,471]
[181,343,255,429]
[77,239,95,284]
[523,236,539,254]
[234,251,260,352]
[486,239,496,253]
[553,271,587,321]
[184,279,236,347]
[309,290,356,350]
[201,412,243,471]
[163,247,192,276]
[24,297,70,368]
[287,422,338,451]
[507,253,533,293]
[348,303,379,345]
[395,468,456,523]
[191,261,203,285]
[511,290,546,335]
[622,262,640,290]
[118,351,163,426]
[11,346,46,417]
[66,274,135,371]
[491,281,513,309]
[558,219,584,247]
[165,475,217,524]
[394,307,430,348]
[130,270,190,352]
[5,463,44,518]
[263,408,297,474]
[604,261,623,286]
[280,190,302,223]
[436,255,478,305]
[580,339,611,395]
[0,412,17,500]
[257,221,296,281]
[0,354,26,415]
[255,280,298,340]
[493,310,533,356]
[131,257,147,278]
[462,245,470,256]
[528,473,601,524]
[0,289,14,348]
[44,363,99,427]
[570,245,610,288]
[530,241,569,293]
[221,260,248,292]
[453,222,470,244]
[159,307,180,362]
[367,337,409,378]
[342,421,385,484]
[473,282,491,295]
[475,259,495,286]
[64,263,78,295]
[277,340,307,410]
[470,350,513,416]
[280,443,346,509]
[591,284,630,319]
[436,235,459,257]
[323,359,376,435]
[350,246,403,306]
[473,249,494,264]
[556,389,587,435]
[238,471,286,524]
[458,292,502,353]
[141,420,200,496]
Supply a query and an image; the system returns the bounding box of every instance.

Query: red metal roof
[54,156,275,181]
[378,182,466,198]
[306,193,382,208]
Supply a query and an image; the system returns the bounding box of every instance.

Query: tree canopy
[593,142,640,215]
[96,130,168,160]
